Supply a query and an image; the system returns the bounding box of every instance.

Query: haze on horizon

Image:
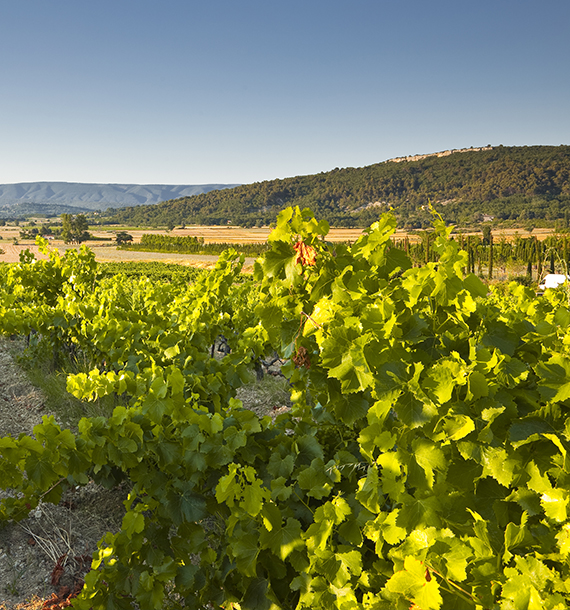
[1,0,569,187]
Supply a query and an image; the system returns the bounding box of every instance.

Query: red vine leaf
[293,240,317,267]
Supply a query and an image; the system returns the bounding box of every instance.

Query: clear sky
[1,0,569,185]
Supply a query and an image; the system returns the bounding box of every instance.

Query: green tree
[19,227,39,239]
[115,231,133,245]
[481,224,492,245]
[61,213,90,244]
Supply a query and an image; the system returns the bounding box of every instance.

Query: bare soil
[0,338,290,609]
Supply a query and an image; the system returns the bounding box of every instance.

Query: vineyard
[118,234,270,258]
[1,206,570,609]
[392,230,570,282]
[121,228,570,284]
[97,261,207,283]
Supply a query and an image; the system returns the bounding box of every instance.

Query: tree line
[119,233,270,257]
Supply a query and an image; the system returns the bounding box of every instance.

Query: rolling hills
[107,145,570,228]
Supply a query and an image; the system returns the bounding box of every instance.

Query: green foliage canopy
[61,213,90,244]
[2,211,570,608]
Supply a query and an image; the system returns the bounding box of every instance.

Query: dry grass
[0,225,561,265]
[0,596,45,610]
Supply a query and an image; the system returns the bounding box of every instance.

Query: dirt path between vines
[0,338,289,609]
[0,338,127,610]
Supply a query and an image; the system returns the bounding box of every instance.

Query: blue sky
[1,0,569,185]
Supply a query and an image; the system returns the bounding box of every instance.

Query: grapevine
[1,212,570,609]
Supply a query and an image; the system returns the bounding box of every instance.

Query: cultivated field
[0,225,558,267]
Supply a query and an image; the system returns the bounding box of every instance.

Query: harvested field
[0,225,558,266]
[0,240,254,269]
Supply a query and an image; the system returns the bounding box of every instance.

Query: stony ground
[0,338,128,610]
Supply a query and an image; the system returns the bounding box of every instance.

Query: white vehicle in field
[538,274,570,292]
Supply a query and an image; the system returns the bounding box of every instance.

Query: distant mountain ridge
[0,181,240,213]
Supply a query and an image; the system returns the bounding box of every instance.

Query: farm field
[93,225,369,244]
[91,225,562,244]
[0,242,234,268]
[0,224,559,266]
[0,226,366,268]
[0,244,257,273]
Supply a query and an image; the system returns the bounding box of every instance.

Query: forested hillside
[108,145,570,228]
